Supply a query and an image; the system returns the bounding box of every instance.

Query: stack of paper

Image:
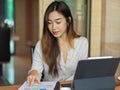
[18,81,57,90]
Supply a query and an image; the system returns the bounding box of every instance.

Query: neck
[57,33,68,43]
[58,37,68,46]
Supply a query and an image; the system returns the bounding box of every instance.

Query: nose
[52,23,56,30]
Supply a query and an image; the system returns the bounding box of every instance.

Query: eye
[48,21,52,24]
[56,21,61,24]
[56,20,61,24]
[55,18,62,24]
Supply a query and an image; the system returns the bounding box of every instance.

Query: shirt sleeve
[66,74,74,80]
[78,37,89,60]
[29,40,44,77]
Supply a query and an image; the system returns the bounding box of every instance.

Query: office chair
[30,45,35,64]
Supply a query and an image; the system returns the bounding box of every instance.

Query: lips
[52,31,59,35]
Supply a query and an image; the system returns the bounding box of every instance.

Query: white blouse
[30,36,88,81]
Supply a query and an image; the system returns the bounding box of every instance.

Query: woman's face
[48,11,68,38]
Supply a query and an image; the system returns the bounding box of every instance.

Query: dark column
[0,64,2,76]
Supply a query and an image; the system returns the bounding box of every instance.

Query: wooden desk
[0,84,120,90]
[115,85,120,90]
[0,85,20,90]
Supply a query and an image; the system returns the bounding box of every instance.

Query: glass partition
[0,0,15,84]
[0,0,15,55]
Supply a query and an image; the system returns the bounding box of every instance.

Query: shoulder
[35,40,42,50]
[33,40,43,55]
[74,36,88,48]
[35,40,40,47]
[74,36,88,44]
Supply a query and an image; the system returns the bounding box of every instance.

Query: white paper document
[18,81,57,90]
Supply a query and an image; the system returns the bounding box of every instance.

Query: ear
[68,17,71,23]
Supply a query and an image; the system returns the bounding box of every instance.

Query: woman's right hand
[27,70,41,87]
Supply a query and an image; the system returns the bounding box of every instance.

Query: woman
[27,1,88,86]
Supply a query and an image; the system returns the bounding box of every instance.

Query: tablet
[73,58,120,90]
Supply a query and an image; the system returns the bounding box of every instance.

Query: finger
[27,75,33,83]
[36,77,41,84]
[29,76,35,87]
[27,76,31,83]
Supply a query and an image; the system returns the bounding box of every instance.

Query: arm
[78,37,88,59]
[27,41,44,86]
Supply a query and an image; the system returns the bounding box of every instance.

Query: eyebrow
[48,18,62,21]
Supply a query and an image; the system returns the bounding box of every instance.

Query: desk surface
[0,84,120,90]
[115,85,120,90]
[0,85,20,90]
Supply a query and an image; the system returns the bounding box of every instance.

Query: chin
[53,34,61,38]
[53,36,60,38]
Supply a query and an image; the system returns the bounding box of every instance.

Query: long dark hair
[41,1,80,76]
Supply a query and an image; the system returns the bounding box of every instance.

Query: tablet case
[73,58,120,90]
